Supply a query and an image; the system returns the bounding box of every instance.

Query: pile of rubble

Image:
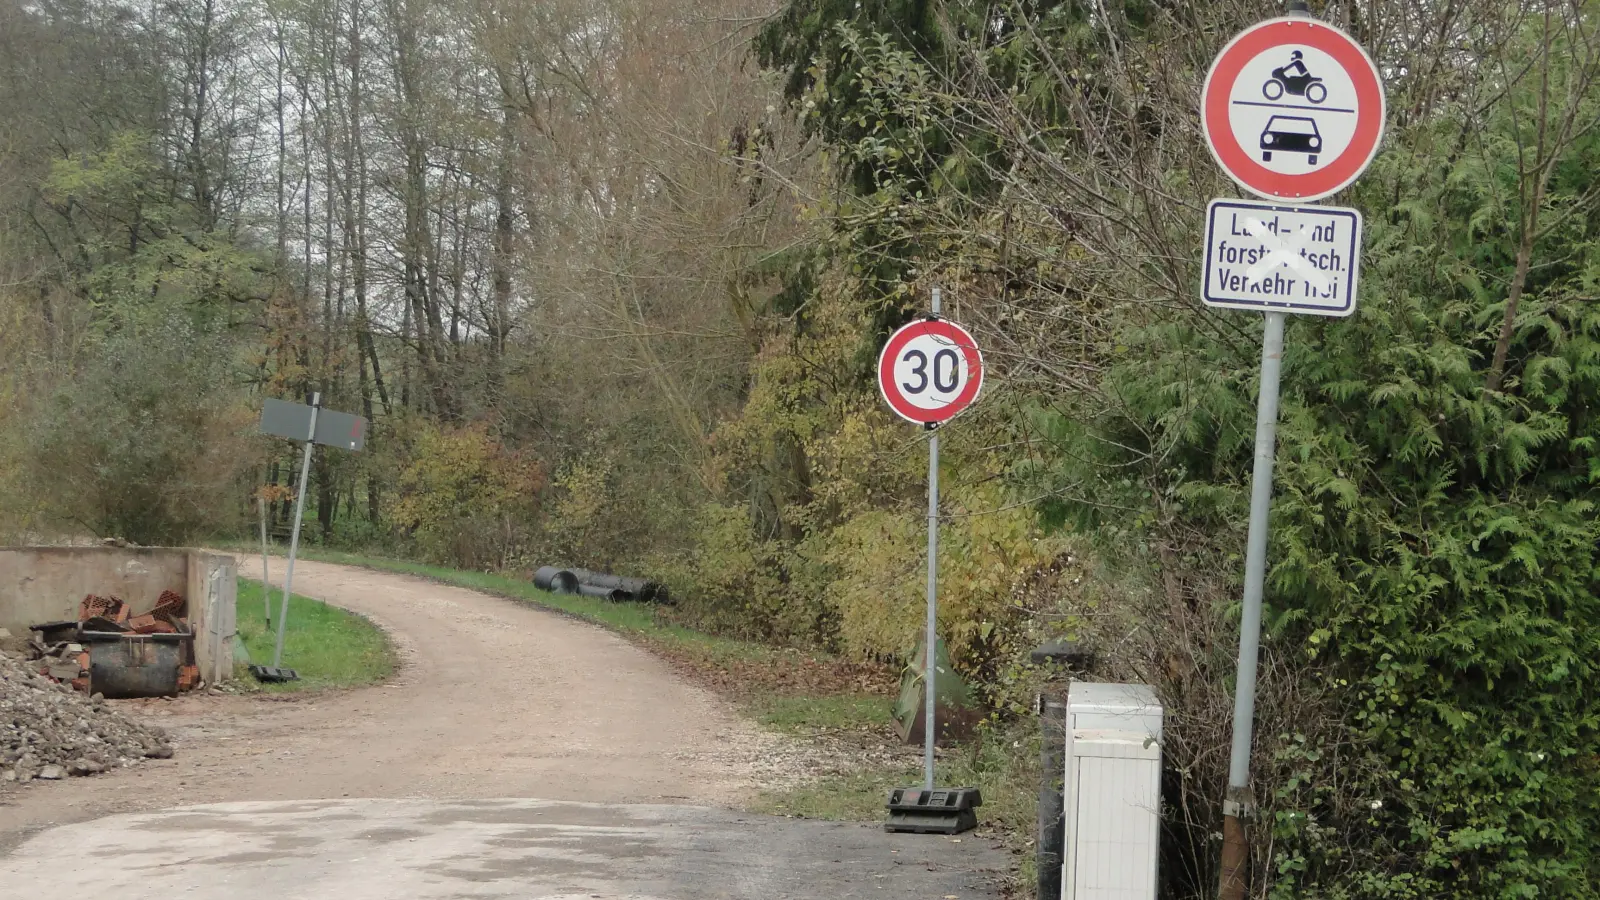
[1,648,173,785]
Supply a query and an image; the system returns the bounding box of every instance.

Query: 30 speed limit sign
[878,318,984,425]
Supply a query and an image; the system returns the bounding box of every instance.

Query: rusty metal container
[82,631,188,698]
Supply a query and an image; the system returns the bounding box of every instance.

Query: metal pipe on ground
[567,570,668,604]
[575,584,629,602]
[533,566,580,595]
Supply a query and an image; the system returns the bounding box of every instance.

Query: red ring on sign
[878,319,984,425]
[1202,18,1385,201]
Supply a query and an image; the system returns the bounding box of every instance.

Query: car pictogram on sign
[1260,115,1321,164]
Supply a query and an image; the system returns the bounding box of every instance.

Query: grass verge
[235,577,395,692]
[750,718,1039,883]
[233,544,746,651]
[751,694,893,733]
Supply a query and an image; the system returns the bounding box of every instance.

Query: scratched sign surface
[1201,198,1362,317]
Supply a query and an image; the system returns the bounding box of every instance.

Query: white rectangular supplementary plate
[1201,198,1362,317]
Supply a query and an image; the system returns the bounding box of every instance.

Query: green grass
[236,577,395,692]
[751,694,893,733]
[748,688,1035,869]
[224,543,784,668]
[756,765,919,820]
[752,721,1041,888]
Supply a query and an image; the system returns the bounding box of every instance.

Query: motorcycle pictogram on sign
[1262,51,1327,104]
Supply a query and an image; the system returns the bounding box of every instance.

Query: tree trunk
[348,0,388,418]
[317,450,334,541]
[488,107,516,401]
[1484,213,1540,393]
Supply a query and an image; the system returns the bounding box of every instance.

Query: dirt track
[0,557,794,850]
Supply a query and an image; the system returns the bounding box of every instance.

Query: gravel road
[2,558,795,840]
[0,558,1006,897]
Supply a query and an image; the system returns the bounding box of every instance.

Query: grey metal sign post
[257,395,367,674]
[1199,4,1385,896]
[922,289,941,790]
[1218,310,1284,891]
[877,287,985,797]
[258,493,271,626]
[274,393,319,669]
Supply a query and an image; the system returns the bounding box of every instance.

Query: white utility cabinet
[1062,682,1163,900]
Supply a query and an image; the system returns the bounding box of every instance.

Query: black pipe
[533,566,579,594]
[575,583,628,602]
[533,565,671,604]
[568,569,668,604]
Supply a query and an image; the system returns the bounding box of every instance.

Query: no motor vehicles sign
[1201,17,1385,201]
[1202,15,1387,896]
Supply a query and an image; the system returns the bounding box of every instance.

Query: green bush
[391,421,543,569]
[1029,94,1600,900]
[24,323,252,544]
[670,502,836,646]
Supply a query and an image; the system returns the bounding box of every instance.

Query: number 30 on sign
[878,318,985,425]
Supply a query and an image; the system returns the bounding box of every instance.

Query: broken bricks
[28,590,201,699]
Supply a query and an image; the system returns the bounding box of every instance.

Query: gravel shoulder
[0,557,814,853]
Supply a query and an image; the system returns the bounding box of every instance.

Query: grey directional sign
[259,398,366,451]
[260,398,312,441]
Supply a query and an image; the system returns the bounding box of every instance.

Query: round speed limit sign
[878,318,984,425]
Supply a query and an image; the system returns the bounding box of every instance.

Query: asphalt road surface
[0,558,1003,898]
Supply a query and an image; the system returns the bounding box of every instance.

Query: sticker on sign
[1202,198,1362,317]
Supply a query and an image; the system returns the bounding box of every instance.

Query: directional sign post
[1202,6,1385,899]
[878,288,984,803]
[257,394,367,678]
[258,491,271,626]
[261,397,367,451]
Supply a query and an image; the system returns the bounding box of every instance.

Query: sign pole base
[1217,311,1285,900]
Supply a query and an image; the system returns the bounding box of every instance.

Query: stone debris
[67,758,106,776]
[1,648,173,787]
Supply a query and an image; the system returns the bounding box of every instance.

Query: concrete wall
[189,553,238,684]
[0,547,237,682]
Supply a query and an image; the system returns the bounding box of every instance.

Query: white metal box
[1066,681,1163,740]
[1062,683,1163,900]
